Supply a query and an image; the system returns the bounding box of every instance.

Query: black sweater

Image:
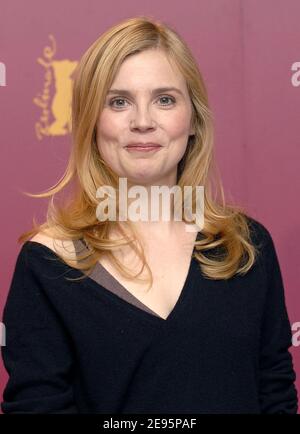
[1,217,298,413]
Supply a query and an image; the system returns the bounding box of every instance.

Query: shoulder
[29,232,77,258]
[9,233,82,288]
[17,233,79,273]
[243,214,274,248]
[243,214,281,276]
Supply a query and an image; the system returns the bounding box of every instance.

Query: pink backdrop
[1,0,299,412]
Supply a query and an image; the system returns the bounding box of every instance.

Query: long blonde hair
[19,16,260,287]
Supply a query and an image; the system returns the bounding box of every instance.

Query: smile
[125,145,162,153]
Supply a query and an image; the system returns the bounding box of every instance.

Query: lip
[125,142,162,148]
[125,143,162,153]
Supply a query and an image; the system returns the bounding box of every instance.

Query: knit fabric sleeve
[1,244,78,413]
[257,222,298,414]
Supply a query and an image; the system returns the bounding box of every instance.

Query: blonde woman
[1,16,298,414]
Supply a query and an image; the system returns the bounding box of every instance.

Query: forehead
[110,49,187,91]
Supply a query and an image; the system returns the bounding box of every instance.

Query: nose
[130,105,156,132]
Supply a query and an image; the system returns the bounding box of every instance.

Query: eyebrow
[107,87,184,97]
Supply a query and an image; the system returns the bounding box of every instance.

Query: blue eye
[108,95,176,109]
[109,98,128,108]
[158,96,175,106]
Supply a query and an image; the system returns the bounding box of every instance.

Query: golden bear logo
[34,34,78,139]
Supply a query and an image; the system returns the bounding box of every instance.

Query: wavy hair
[19,15,260,287]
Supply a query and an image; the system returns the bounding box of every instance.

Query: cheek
[97,110,120,142]
[163,109,192,138]
[96,111,126,162]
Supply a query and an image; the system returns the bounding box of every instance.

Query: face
[96,49,195,186]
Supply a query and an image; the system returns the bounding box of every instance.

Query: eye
[158,95,176,106]
[108,98,128,108]
[108,95,176,109]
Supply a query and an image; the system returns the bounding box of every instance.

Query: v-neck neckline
[89,249,197,324]
[26,232,200,325]
[75,233,200,324]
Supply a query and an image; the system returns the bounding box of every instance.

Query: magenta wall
[1,0,299,412]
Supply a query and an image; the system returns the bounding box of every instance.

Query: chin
[125,171,160,186]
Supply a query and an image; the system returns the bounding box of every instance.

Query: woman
[1,16,298,414]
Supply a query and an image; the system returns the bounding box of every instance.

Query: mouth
[125,143,162,153]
